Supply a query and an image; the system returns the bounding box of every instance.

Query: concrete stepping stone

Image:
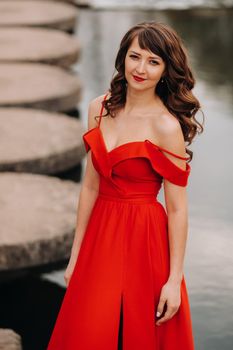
[43,0,91,5]
[0,1,78,32]
[0,27,81,67]
[73,0,92,6]
[9,0,77,2]
[0,108,86,174]
[0,172,81,271]
[38,0,91,5]
[0,63,82,111]
[0,328,22,350]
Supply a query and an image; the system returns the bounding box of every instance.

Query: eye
[150,60,159,65]
[129,54,158,65]
[129,54,138,59]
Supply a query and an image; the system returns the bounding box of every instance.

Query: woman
[47,21,204,350]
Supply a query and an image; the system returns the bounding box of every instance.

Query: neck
[125,86,162,114]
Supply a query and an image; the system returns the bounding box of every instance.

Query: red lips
[133,75,146,82]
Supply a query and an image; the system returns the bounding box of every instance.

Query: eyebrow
[129,50,161,60]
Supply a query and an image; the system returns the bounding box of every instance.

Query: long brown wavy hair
[98,21,204,162]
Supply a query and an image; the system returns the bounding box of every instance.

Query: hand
[64,251,80,287]
[64,260,76,288]
[155,280,181,326]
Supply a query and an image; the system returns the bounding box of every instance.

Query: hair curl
[97,21,204,162]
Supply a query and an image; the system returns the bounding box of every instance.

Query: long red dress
[47,93,195,350]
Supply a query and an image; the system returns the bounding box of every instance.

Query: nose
[135,60,146,74]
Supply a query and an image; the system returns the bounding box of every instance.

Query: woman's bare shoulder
[88,92,109,112]
[153,112,186,158]
[87,93,109,128]
[156,112,181,134]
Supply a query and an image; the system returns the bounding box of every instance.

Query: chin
[128,82,145,88]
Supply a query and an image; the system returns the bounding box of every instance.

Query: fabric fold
[144,140,191,187]
[82,127,191,187]
[82,127,111,178]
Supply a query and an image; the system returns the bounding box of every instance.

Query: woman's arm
[64,95,105,286]
[154,115,189,325]
[164,182,188,284]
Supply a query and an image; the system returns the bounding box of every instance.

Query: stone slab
[0,329,22,350]
[7,0,91,5]
[73,0,92,6]
[0,108,86,173]
[0,27,81,67]
[0,63,82,111]
[0,172,81,271]
[0,1,78,31]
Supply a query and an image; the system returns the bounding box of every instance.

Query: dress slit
[118,293,123,350]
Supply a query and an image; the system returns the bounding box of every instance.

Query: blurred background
[0,0,232,349]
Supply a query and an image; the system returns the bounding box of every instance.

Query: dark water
[1,7,232,350]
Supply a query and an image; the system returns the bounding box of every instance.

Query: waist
[98,192,158,204]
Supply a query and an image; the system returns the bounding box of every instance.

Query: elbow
[166,204,188,216]
[82,181,99,194]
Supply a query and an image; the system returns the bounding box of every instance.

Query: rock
[0,27,81,67]
[0,0,78,32]
[0,108,86,174]
[0,63,82,111]
[0,172,81,271]
[74,0,92,6]
[0,328,22,350]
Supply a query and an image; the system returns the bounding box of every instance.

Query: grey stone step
[0,0,78,32]
[0,27,81,67]
[6,0,91,6]
[73,0,92,6]
[0,172,81,271]
[0,108,86,174]
[0,63,82,111]
[0,329,22,350]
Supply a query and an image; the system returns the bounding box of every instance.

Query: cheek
[148,67,163,80]
[125,58,135,73]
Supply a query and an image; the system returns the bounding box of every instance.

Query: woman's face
[124,35,166,91]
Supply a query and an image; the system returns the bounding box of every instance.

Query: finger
[156,306,173,325]
[156,311,171,325]
[64,276,69,287]
[156,305,179,326]
[166,303,180,320]
[156,298,166,319]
